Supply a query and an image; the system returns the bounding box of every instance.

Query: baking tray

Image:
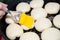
[0,0,60,40]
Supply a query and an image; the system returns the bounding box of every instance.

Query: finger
[0,2,8,11]
[0,16,3,19]
[2,7,8,12]
[0,3,3,9]
[0,10,5,16]
[0,2,8,7]
[2,3,8,8]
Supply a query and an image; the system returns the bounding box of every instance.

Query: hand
[0,2,8,19]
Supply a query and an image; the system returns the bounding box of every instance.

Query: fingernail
[4,8,8,12]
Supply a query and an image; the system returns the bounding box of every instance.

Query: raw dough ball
[21,25,29,30]
[21,25,34,30]
[5,17,15,24]
[16,2,30,12]
[6,23,24,40]
[35,18,52,32]
[20,32,40,40]
[41,28,60,40]
[31,8,47,20]
[53,15,60,28]
[45,2,60,14]
[30,0,44,8]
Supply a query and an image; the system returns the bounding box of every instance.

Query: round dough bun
[21,25,34,30]
[41,28,60,40]
[16,2,31,12]
[30,0,44,8]
[21,25,29,30]
[6,23,24,40]
[53,15,60,28]
[45,2,60,14]
[35,18,52,32]
[5,17,15,24]
[31,8,47,20]
[20,32,40,40]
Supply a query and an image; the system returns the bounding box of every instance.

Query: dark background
[0,0,60,40]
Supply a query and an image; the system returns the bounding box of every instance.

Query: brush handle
[6,10,11,14]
